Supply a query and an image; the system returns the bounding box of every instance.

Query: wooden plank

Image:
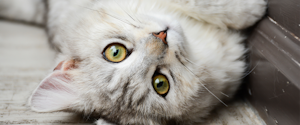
[246,17,300,125]
[0,21,93,125]
[268,0,300,37]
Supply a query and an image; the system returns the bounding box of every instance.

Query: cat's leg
[0,0,46,25]
[170,0,267,29]
[96,119,115,125]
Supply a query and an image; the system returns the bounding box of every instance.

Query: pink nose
[153,30,167,44]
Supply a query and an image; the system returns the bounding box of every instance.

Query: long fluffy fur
[0,0,266,124]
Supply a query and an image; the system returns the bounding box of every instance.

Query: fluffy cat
[0,0,266,124]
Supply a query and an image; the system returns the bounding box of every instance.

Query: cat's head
[29,0,244,124]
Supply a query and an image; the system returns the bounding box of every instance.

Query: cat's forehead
[67,5,183,61]
[75,11,169,54]
[84,1,169,38]
[98,15,165,39]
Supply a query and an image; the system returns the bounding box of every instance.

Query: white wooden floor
[0,20,266,125]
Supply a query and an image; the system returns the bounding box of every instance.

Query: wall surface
[246,0,300,125]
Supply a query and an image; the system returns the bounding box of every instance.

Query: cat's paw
[227,0,267,29]
[96,118,115,125]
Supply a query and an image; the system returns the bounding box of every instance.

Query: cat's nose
[152,29,168,45]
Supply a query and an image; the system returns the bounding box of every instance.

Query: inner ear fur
[29,59,80,112]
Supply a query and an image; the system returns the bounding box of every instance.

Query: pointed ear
[29,59,78,112]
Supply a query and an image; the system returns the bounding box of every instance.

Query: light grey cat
[0,0,266,124]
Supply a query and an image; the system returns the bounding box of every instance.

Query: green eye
[104,44,127,62]
[152,74,169,96]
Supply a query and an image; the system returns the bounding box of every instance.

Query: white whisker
[182,64,228,107]
[220,92,229,98]
[240,62,259,79]
[78,5,136,27]
[113,0,136,22]
[185,58,196,65]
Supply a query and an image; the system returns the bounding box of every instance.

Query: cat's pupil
[113,49,119,57]
[157,81,164,88]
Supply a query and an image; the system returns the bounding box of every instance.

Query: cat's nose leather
[153,29,167,45]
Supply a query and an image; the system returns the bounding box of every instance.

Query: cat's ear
[29,59,79,112]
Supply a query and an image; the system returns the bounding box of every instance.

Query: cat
[0,0,266,124]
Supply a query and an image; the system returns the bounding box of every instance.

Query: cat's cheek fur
[29,60,79,112]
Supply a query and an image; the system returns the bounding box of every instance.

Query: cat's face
[69,4,201,123]
[30,1,243,124]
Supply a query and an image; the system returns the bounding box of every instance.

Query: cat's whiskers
[239,62,258,80]
[182,55,257,100]
[97,9,139,28]
[203,61,259,82]
[183,53,257,82]
[181,59,228,107]
[220,92,229,98]
[83,110,93,121]
[79,5,137,28]
[113,0,139,23]
[185,58,197,66]
[95,0,136,23]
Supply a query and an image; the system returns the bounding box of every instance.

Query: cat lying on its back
[0,0,266,124]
